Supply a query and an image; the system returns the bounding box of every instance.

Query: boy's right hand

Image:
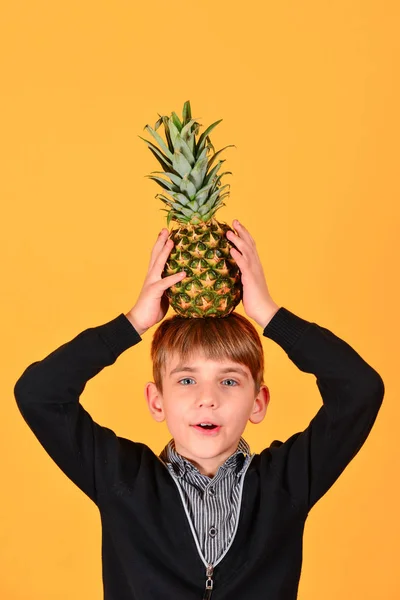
[125,228,187,335]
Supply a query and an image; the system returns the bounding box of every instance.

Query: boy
[14,220,385,599]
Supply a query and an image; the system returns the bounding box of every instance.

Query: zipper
[202,563,214,599]
[157,452,255,598]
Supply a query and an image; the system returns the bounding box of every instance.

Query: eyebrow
[169,365,249,379]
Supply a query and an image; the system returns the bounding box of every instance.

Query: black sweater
[13,307,385,599]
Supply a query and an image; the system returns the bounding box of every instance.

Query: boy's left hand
[226,220,280,329]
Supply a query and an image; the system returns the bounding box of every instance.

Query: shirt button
[208,487,215,495]
[209,526,217,537]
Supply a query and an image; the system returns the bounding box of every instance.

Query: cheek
[163,400,189,430]
[227,397,254,424]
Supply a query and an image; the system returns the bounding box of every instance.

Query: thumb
[159,270,187,291]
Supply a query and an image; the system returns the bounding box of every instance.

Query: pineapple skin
[163,217,242,318]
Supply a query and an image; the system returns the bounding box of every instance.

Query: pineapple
[139,100,242,318]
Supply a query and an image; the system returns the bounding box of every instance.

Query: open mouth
[192,424,222,435]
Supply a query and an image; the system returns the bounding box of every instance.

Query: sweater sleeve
[262,307,385,514]
[13,313,143,506]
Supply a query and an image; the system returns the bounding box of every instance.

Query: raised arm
[14,228,186,505]
[262,306,384,514]
[225,219,385,514]
[14,314,143,505]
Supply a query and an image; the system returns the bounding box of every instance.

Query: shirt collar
[159,436,251,479]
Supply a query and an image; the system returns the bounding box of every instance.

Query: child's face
[145,351,270,477]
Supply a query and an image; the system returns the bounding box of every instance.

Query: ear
[249,385,270,425]
[144,382,165,423]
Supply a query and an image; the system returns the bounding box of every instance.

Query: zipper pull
[202,563,214,600]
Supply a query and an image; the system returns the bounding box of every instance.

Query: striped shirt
[159,436,253,565]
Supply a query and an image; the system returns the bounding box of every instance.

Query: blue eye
[179,378,195,385]
[178,378,238,386]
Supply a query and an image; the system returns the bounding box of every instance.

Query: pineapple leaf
[202,184,230,209]
[144,125,174,161]
[180,119,201,160]
[186,132,196,156]
[147,146,173,173]
[187,200,199,211]
[169,191,190,206]
[156,193,175,205]
[198,203,211,216]
[171,111,182,131]
[162,171,183,187]
[206,136,215,155]
[162,116,175,153]
[138,136,172,168]
[174,135,195,166]
[182,100,192,124]
[173,150,192,178]
[195,119,223,155]
[214,183,230,196]
[214,191,230,204]
[176,205,195,218]
[207,145,236,170]
[154,115,163,130]
[171,201,187,211]
[208,195,230,215]
[189,156,208,190]
[209,202,226,217]
[144,102,235,233]
[150,171,182,188]
[181,118,199,142]
[198,194,222,215]
[180,174,197,199]
[204,160,224,186]
[197,146,209,162]
[168,119,181,148]
[145,175,179,192]
[212,171,232,188]
[167,210,174,227]
[194,182,215,206]
[210,172,232,195]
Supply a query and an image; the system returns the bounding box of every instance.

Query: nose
[196,394,218,409]
[194,382,221,409]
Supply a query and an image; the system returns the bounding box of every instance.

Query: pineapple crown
[139,100,235,227]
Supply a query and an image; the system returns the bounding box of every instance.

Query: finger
[151,238,176,275]
[158,270,186,290]
[148,230,172,272]
[226,229,248,254]
[233,220,256,246]
[229,246,244,268]
[149,229,169,266]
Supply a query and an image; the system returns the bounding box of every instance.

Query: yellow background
[1,0,398,598]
